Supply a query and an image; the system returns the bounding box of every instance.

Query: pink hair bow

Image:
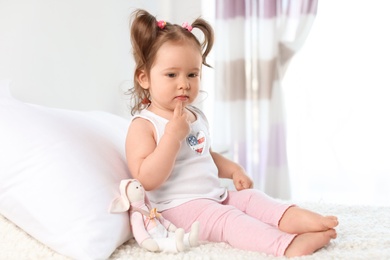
[182,22,193,32]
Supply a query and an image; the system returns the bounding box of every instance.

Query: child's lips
[175,95,189,101]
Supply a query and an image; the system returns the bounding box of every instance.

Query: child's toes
[324,216,338,228]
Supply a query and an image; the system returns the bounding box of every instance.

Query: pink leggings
[161,189,296,256]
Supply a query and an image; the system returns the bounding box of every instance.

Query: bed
[2,202,390,259]
[1,80,390,259]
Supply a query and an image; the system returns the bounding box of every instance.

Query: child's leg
[284,229,337,257]
[223,189,293,227]
[218,191,338,257]
[225,190,338,234]
[162,199,295,256]
[279,206,338,234]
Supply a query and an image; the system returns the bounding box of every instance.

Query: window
[283,0,390,206]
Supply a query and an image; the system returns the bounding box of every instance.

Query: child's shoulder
[128,116,152,132]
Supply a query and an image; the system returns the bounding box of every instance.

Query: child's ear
[137,70,149,89]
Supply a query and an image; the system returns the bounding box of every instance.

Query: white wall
[0,0,202,118]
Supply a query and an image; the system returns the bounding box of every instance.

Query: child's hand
[165,102,190,142]
[232,170,253,191]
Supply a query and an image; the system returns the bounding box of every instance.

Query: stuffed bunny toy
[109,179,200,253]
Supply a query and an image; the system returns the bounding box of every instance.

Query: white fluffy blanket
[1,202,390,259]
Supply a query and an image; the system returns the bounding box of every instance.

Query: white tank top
[131,106,227,211]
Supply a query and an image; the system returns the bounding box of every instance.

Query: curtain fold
[214,0,317,199]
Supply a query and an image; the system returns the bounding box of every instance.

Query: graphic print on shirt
[186,131,205,154]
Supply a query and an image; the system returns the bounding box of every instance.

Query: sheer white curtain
[213,0,317,199]
[284,0,390,206]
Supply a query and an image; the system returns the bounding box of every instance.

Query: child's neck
[147,105,178,120]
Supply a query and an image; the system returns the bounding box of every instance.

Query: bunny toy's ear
[108,179,134,213]
[109,197,129,213]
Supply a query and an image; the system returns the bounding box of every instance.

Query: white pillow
[0,80,132,259]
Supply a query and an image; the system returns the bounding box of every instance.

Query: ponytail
[191,18,214,68]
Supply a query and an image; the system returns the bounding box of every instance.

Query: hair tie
[182,22,193,32]
[141,97,151,105]
[157,20,166,29]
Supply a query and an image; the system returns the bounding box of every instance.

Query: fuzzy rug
[1,201,390,260]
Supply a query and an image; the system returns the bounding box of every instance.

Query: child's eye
[188,73,198,78]
[167,73,176,78]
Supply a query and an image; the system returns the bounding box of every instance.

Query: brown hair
[127,9,214,115]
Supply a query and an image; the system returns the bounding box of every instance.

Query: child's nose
[178,77,190,90]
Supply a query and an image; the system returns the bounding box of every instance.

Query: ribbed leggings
[161,189,296,256]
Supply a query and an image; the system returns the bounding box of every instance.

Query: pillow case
[0,80,132,259]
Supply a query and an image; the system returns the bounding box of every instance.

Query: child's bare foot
[284,229,337,257]
[279,206,338,234]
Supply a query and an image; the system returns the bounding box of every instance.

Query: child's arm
[126,102,189,190]
[210,150,253,190]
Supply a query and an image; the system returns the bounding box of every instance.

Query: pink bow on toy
[149,208,161,220]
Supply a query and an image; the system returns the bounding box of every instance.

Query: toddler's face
[144,41,202,115]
